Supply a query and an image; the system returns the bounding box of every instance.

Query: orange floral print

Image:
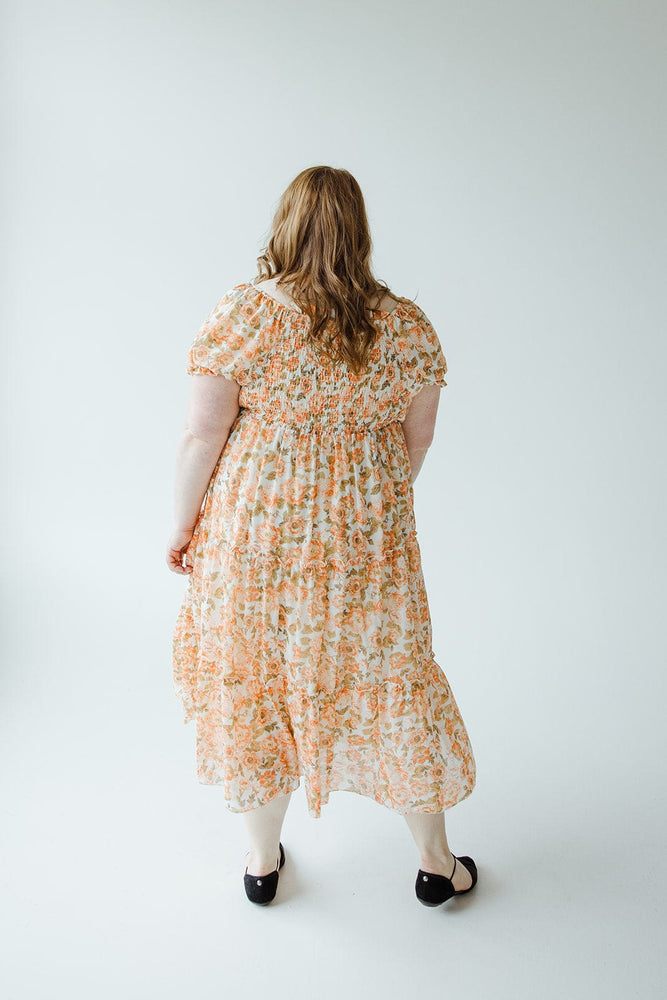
[172,281,476,818]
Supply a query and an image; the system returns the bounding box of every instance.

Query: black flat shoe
[415,854,477,907]
[243,842,286,905]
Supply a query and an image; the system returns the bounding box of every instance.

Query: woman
[167,166,477,907]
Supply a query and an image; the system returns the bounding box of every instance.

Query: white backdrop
[2,1,665,998]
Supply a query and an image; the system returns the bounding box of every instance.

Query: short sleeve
[398,303,448,392]
[186,284,260,383]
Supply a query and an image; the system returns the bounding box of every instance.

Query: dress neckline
[247,281,304,314]
[246,281,405,317]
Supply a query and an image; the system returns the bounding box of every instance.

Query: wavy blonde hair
[254,166,413,376]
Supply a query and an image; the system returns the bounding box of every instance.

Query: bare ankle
[420,848,454,871]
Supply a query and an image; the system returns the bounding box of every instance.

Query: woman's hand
[166,527,195,575]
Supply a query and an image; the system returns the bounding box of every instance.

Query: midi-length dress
[172,280,476,818]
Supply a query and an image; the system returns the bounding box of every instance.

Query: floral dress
[172,280,476,818]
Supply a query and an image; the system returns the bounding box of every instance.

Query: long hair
[254,166,413,376]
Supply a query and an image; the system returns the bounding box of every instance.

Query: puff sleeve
[186,284,257,383]
[398,302,448,395]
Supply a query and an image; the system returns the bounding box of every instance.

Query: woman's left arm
[166,374,241,574]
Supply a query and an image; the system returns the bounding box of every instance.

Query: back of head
[254,165,412,375]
